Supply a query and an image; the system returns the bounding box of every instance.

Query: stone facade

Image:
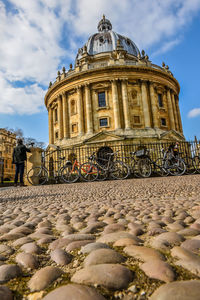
[45,16,184,148]
[0,128,16,180]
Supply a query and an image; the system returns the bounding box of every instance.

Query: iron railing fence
[0,158,4,184]
[41,141,200,175]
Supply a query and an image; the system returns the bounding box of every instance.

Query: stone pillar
[121,79,131,130]
[57,95,63,139]
[48,106,54,144]
[149,82,159,128]
[85,84,93,134]
[141,80,151,127]
[175,96,183,133]
[24,147,43,186]
[77,86,84,135]
[166,88,175,130]
[112,79,121,130]
[171,91,179,131]
[62,92,70,138]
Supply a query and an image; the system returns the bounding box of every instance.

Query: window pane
[98,92,106,107]
[161,118,166,126]
[134,116,140,124]
[99,118,108,127]
[158,94,163,107]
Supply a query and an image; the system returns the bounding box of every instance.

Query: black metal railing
[41,140,200,174]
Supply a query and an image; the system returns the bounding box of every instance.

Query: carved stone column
[62,92,69,138]
[121,79,131,130]
[112,79,121,130]
[166,88,175,130]
[141,80,151,127]
[48,106,54,144]
[85,84,93,134]
[149,82,159,128]
[77,86,84,135]
[57,95,63,140]
[175,96,183,133]
[171,91,179,131]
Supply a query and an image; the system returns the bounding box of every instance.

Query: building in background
[45,16,184,148]
[0,128,16,180]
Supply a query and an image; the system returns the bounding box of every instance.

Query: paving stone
[140,260,175,282]
[49,238,73,250]
[66,240,93,251]
[103,224,125,234]
[13,236,33,247]
[63,233,95,241]
[97,231,142,244]
[124,245,165,262]
[43,284,106,300]
[21,242,42,254]
[81,242,110,254]
[177,228,200,237]
[0,286,13,300]
[180,239,200,253]
[84,248,125,267]
[0,244,14,256]
[50,249,73,265]
[0,264,22,283]
[171,246,200,276]
[71,264,133,290]
[150,280,200,300]
[113,237,140,247]
[16,253,38,269]
[28,266,63,292]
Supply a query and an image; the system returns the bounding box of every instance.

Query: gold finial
[103,14,105,20]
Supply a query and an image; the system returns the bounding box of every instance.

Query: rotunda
[45,16,184,148]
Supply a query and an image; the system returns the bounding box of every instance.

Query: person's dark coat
[12,145,31,164]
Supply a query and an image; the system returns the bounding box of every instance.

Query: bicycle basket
[135,149,146,157]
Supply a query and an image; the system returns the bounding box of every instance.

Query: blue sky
[0,0,200,144]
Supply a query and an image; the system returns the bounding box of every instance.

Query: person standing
[12,139,31,187]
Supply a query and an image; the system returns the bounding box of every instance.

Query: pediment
[92,83,110,90]
[83,131,125,144]
[160,130,185,141]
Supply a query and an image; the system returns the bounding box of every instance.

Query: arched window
[71,100,76,115]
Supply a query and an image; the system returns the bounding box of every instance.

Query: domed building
[45,16,184,148]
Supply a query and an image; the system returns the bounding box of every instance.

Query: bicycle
[62,157,98,183]
[86,150,129,180]
[27,146,67,185]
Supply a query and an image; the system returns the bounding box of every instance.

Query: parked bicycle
[27,146,67,185]
[85,150,129,180]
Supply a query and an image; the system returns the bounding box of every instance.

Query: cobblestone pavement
[0,175,200,300]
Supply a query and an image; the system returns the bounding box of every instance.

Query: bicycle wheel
[137,158,152,178]
[193,156,200,174]
[97,167,108,181]
[61,164,80,183]
[110,160,129,180]
[155,158,169,177]
[80,162,99,182]
[183,157,196,175]
[168,159,186,176]
[27,167,48,185]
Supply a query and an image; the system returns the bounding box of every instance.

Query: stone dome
[76,15,140,60]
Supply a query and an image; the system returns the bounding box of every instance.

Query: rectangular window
[158,93,163,107]
[98,92,106,107]
[72,124,78,133]
[55,132,58,139]
[161,118,166,126]
[99,118,108,127]
[133,116,140,124]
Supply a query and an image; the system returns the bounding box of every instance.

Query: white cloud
[0,0,200,115]
[0,72,45,114]
[188,108,200,118]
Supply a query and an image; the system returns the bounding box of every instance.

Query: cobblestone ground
[0,175,200,300]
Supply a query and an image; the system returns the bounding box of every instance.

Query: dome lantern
[97,15,112,32]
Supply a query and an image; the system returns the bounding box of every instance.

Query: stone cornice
[45,65,180,106]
